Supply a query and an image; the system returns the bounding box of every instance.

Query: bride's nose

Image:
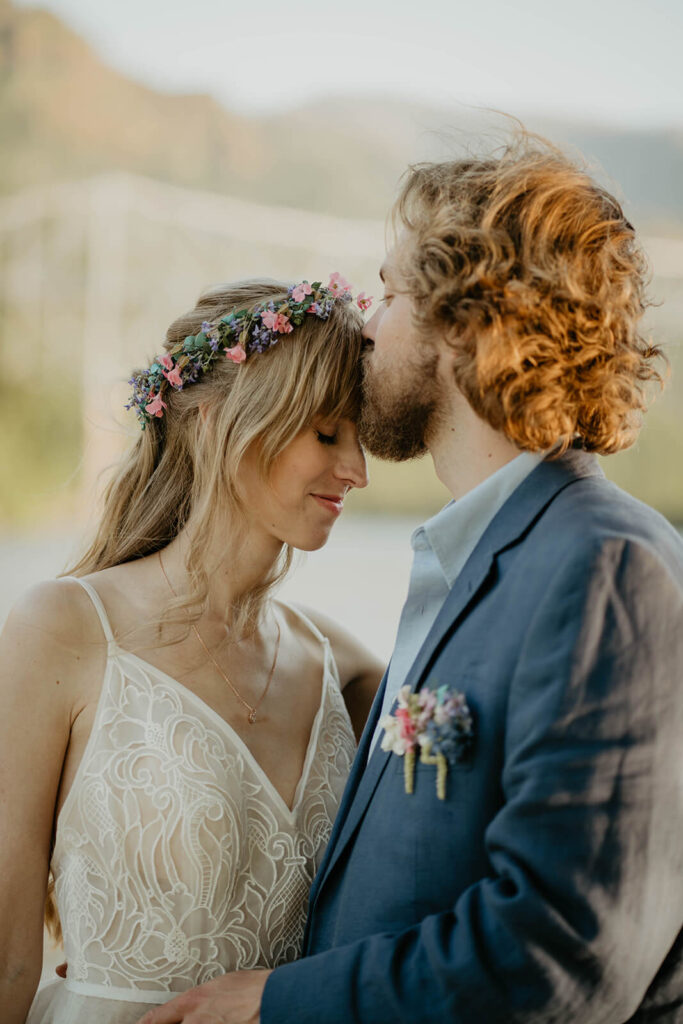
[334,438,369,490]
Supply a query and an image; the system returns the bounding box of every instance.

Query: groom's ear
[434,324,470,391]
[438,323,464,361]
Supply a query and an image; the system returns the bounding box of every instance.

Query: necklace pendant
[248,709,257,725]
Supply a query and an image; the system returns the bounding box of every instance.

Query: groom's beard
[358,347,441,462]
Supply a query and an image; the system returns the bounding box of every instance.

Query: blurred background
[1,0,682,645]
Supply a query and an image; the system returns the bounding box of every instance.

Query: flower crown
[126,273,373,428]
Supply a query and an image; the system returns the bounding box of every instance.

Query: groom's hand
[136,969,272,1024]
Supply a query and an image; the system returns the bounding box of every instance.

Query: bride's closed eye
[315,430,338,446]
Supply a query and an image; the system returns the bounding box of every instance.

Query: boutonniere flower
[380,684,474,800]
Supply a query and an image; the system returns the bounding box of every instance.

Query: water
[0,515,423,660]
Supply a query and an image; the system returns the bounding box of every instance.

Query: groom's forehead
[379,256,397,282]
[380,235,410,282]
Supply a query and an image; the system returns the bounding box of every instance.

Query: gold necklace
[158,550,280,725]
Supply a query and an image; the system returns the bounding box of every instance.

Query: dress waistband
[64,978,180,1003]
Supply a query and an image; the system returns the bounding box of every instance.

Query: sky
[13,0,683,128]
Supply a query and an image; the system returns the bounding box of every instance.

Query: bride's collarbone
[72,569,326,757]
[58,625,323,823]
[124,614,323,754]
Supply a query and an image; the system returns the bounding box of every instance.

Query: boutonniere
[380,684,474,800]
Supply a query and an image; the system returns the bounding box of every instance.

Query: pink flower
[396,707,417,746]
[274,313,293,333]
[163,366,183,388]
[356,292,373,311]
[261,309,278,330]
[328,271,352,296]
[158,353,174,371]
[262,310,293,333]
[145,393,167,418]
[416,688,437,729]
[292,281,313,302]
[225,344,247,364]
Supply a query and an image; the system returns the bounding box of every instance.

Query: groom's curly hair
[393,133,665,455]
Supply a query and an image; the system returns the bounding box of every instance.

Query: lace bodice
[50,579,356,1006]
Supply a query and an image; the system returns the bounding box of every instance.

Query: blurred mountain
[0,0,263,199]
[1,0,683,228]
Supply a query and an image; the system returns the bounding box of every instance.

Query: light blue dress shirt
[369,451,544,755]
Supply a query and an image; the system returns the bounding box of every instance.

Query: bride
[0,275,383,1023]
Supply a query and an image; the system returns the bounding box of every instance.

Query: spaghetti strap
[63,576,116,646]
[280,601,328,647]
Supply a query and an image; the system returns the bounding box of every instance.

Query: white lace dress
[27,579,356,1024]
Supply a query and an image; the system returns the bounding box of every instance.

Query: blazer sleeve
[261,537,683,1024]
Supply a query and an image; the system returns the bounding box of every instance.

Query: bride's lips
[311,493,345,515]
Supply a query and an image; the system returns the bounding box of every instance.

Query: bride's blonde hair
[45,278,363,942]
[68,278,363,624]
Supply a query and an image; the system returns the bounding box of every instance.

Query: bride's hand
[136,969,272,1024]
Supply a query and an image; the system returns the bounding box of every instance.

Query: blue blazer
[262,451,683,1023]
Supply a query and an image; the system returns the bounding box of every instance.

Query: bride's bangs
[305,301,364,425]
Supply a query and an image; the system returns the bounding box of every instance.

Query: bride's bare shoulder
[284,602,384,690]
[282,603,384,740]
[1,577,105,659]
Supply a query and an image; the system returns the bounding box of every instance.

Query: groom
[141,138,683,1022]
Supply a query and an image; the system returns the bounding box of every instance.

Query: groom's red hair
[393,133,665,455]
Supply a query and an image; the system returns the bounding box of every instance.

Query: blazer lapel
[306,669,389,914]
[401,449,602,695]
[404,542,498,694]
[311,547,498,898]
[310,450,604,914]
[313,727,392,895]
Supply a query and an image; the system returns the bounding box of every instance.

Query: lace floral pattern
[52,638,355,998]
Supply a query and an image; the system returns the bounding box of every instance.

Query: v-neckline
[113,639,331,821]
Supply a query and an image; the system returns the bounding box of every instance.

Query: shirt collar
[412,451,545,588]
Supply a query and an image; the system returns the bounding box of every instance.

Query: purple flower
[311,299,333,320]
